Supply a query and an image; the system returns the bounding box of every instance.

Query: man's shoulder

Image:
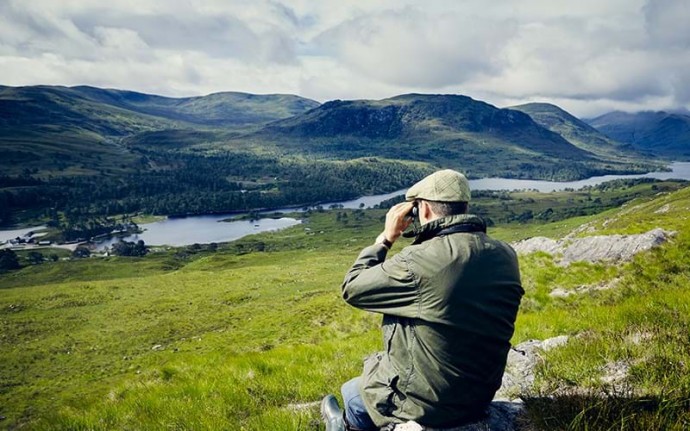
[484,234,519,255]
[409,232,518,262]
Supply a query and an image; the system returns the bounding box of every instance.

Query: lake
[94,216,301,250]
[3,162,689,247]
[467,161,690,192]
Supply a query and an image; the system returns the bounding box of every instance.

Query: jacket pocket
[373,375,399,416]
[362,353,400,416]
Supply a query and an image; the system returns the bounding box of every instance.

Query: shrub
[0,249,20,272]
[26,251,44,265]
[112,240,147,257]
[72,246,91,259]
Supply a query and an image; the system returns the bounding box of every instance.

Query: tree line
[0,152,432,227]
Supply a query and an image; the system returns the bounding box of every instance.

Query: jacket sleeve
[341,244,420,318]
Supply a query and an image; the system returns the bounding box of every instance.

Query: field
[2,183,690,430]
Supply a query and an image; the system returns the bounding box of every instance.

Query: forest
[0,152,433,227]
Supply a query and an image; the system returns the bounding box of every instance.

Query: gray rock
[654,204,671,214]
[599,360,630,388]
[497,336,569,399]
[561,228,670,264]
[512,228,674,265]
[549,278,620,298]
[510,237,560,255]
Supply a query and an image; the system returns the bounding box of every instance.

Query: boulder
[496,336,569,399]
[509,237,560,255]
[512,228,674,265]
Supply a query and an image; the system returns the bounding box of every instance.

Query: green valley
[1,180,689,430]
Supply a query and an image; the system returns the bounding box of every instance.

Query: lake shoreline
[3,162,690,246]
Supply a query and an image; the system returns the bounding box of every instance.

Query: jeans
[341,377,378,431]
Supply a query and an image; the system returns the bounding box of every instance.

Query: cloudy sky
[0,0,688,117]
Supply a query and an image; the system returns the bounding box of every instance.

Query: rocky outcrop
[549,278,620,298]
[497,336,569,399]
[512,228,674,265]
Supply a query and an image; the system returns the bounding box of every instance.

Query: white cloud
[311,8,517,88]
[0,0,689,116]
[644,0,690,48]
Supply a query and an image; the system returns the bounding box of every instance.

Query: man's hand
[382,201,415,244]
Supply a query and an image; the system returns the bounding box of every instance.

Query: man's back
[342,214,523,427]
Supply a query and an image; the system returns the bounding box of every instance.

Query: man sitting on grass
[321,170,523,430]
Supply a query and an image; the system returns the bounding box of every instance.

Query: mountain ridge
[0,85,665,226]
[250,93,660,181]
[0,85,321,129]
[256,93,594,164]
[507,103,637,159]
[586,110,690,158]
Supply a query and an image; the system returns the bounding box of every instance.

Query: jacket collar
[403,214,487,244]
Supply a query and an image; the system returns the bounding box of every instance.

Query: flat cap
[405,169,470,202]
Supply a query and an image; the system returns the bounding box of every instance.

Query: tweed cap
[405,169,470,202]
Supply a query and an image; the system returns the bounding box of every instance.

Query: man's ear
[419,200,434,221]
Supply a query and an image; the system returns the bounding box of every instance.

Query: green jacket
[342,214,523,427]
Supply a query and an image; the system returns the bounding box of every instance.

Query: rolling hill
[508,103,638,159]
[0,85,320,176]
[252,94,653,180]
[586,111,690,159]
[66,86,320,127]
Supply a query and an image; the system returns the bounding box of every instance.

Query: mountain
[66,86,320,126]
[0,85,320,176]
[254,94,649,180]
[586,111,690,159]
[508,103,637,159]
[0,87,664,227]
[0,85,319,130]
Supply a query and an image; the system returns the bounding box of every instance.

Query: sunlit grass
[2,185,690,429]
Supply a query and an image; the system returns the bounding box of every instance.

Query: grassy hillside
[2,181,690,430]
[0,85,319,178]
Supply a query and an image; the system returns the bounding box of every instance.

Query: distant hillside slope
[508,103,639,159]
[586,111,690,159]
[0,85,319,129]
[0,85,176,136]
[68,86,320,126]
[0,85,320,176]
[262,94,584,156]
[254,94,651,180]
